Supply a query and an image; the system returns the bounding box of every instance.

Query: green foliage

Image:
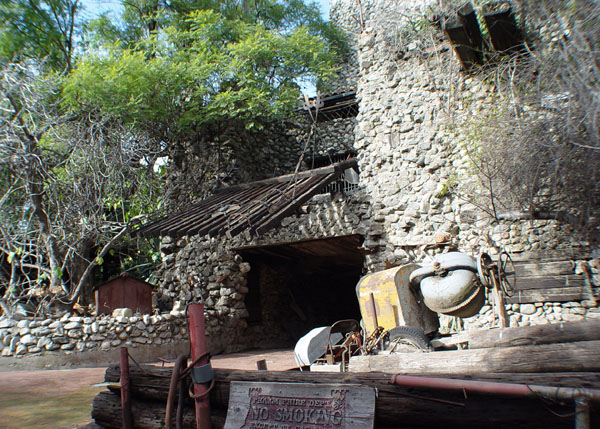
[64,9,338,137]
[0,0,81,71]
[435,176,458,198]
[0,0,345,310]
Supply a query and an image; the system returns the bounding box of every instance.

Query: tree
[66,10,338,137]
[84,0,344,51]
[65,5,343,208]
[0,0,81,72]
[0,62,164,314]
[0,0,344,316]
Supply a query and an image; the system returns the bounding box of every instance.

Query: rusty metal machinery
[477,251,516,328]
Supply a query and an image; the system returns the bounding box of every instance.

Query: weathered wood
[104,365,600,402]
[218,159,357,192]
[467,320,600,350]
[514,261,576,278]
[483,2,525,54]
[97,366,596,428]
[505,286,585,304]
[509,249,591,263]
[349,340,600,375]
[513,275,585,290]
[457,2,486,55]
[223,382,375,428]
[443,17,482,70]
[92,391,227,429]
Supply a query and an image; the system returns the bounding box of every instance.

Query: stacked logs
[91,321,600,428]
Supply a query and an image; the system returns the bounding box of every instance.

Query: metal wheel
[498,251,516,296]
[477,252,494,289]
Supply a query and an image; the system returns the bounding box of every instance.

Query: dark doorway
[236,235,365,347]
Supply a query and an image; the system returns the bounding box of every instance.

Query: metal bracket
[190,363,214,384]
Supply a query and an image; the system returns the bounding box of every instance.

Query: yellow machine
[356,264,439,337]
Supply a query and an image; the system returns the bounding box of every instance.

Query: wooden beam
[98,366,599,429]
[444,17,482,70]
[467,320,600,349]
[219,159,357,193]
[514,261,576,277]
[512,275,585,291]
[349,340,600,375]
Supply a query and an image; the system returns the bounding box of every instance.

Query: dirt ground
[0,349,296,428]
[0,367,106,428]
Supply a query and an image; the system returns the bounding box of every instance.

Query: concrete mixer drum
[409,252,484,318]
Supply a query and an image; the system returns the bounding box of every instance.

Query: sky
[82,0,331,20]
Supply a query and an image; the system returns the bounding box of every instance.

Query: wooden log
[92,390,228,429]
[97,367,594,428]
[104,365,600,403]
[349,340,600,375]
[467,320,600,349]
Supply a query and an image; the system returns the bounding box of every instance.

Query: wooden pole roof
[136,159,358,239]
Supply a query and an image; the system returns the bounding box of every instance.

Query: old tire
[386,326,431,352]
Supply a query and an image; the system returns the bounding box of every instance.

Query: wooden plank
[513,275,585,291]
[508,249,590,263]
[223,382,375,429]
[348,340,600,375]
[444,18,481,70]
[514,261,575,278]
[457,2,486,56]
[505,286,586,304]
[467,320,600,349]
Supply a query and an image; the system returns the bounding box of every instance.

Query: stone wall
[155,0,600,352]
[0,312,187,358]
[165,113,356,210]
[156,189,372,352]
[343,0,599,329]
[7,1,598,361]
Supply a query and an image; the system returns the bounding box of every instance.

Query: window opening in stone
[236,235,365,348]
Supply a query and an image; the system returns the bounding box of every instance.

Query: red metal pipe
[188,303,212,429]
[119,347,133,429]
[391,374,532,396]
[390,374,600,402]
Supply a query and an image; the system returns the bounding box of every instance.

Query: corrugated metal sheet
[137,159,358,239]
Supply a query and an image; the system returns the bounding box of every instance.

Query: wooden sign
[224,381,375,429]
